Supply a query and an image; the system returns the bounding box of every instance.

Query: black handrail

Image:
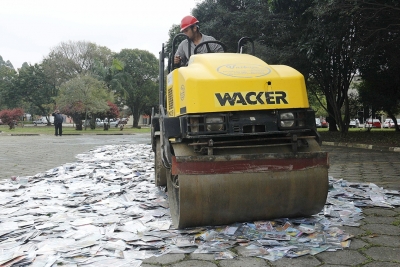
[170,33,191,71]
[159,43,165,108]
[237,37,255,55]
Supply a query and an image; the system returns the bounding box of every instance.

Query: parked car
[315,118,322,128]
[95,118,105,127]
[119,118,128,125]
[33,117,48,125]
[349,119,360,128]
[109,119,120,127]
[389,119,400,128]
[365,119,381,128]
[321,118,329,128]
[383,119,392,128]
[109,118,129,128]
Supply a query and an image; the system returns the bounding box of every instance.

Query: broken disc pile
[0,144,399,266]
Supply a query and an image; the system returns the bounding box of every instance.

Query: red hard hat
[180,15,199,32]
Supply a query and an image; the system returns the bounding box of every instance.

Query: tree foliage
[164,25,181,56]
[104,101,120,119]
[192,0,271,56]
[0,108,24,127]
[12,63,56,122]
[0,55,14,69]
[354,0,400,131]
[113,49,158,128]
[56,75,113,130]
[42,41,114,88]
[0,57,17,109]
[357,74,400,130]
[304,1,360,133]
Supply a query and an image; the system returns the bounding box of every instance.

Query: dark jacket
[52,113,63,124]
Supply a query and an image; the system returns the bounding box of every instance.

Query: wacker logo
[215,91,288,106]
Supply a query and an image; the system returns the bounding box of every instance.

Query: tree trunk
[72,114,83,130]
[341,93,350,136]
[388,112,400,132]
[326,100,338,132]
[84,109,88,131]
[131,104,141,128]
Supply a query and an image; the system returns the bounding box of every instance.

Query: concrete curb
[1,133,136,136]
[323,141,400,152]
[2,132,399,152]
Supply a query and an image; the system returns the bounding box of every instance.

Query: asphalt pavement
[0,133,399,266]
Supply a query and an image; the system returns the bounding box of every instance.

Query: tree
[307,80,329,118]
[357,75,400,131]
[0,57,17,109]
[193,1,267,51]
[90,58,127,114]
[310,4,359,133]
[163,25,181,57]
[56,75,113,130]
[42,41,114,88]
[348,0,400,46]
[347,91,363,121]
[11,63,56,124]
[0,55,14,69]
[94,101,120,120]
[354,0,400,131]
[263,0,370,134]
[113,49,159,128]
[0,108,24,129]
[94,101,120,130]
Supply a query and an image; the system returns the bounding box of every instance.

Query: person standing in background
[52,110,63,136]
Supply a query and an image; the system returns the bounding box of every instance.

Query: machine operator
[174,15,224,67]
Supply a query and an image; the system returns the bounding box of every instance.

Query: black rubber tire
[154,138,167,186]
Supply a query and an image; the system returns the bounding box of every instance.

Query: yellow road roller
[151,36,329,229]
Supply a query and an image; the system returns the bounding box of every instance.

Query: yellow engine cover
[166,53,309,117]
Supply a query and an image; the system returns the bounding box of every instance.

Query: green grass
[318,127,400,147]
[3,124,398,147]
[0,124,151,135]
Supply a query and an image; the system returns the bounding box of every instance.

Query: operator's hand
[174,55,181,65]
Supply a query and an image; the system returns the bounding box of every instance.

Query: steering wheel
[194,40,227,54]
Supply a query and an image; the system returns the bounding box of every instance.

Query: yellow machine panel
[166,53,309,117]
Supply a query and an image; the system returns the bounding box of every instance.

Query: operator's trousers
[54,122,62,136]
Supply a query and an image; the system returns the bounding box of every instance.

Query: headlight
[206,116,224,131]
[280,112,295,127]
[189,117,199,132]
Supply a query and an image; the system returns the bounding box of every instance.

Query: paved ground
[0,133,399,266]
[0,133,150,180]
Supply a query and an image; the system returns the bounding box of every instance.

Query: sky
[0,0,201,69]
